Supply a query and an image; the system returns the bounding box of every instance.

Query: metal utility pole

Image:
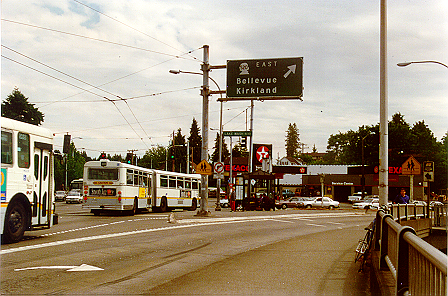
[215,101,223,211]
[198,45,210,216]
[379,0,389,207]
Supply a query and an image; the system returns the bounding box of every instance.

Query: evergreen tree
[211,133,230,162]
[173,128,186,172]
[188,117,202,165]
[285,123,300,158]
[2,87,44,125]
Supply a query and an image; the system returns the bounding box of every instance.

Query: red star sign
[256,146,270,162]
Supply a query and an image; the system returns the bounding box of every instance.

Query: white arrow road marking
[283,64,297,78]
[15,264,103,272]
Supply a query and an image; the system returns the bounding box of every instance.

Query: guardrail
[390,203,447,231]
[389,204,427,221]
[433,204,448,230]
[375,209,447,296]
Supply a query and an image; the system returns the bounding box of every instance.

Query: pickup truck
[348,192,367,203]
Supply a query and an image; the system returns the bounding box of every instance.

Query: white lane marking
[15,264,103,272]
[266,219,295,223]
[40,217,165,237]
[2,212,363,255]
[306,223,327,227]
[327,222,344,225]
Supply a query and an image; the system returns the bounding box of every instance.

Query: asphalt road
[1,201,375,295]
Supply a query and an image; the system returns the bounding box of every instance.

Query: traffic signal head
[126,153,133,164]
[99,152,107,159]
[241,136,247,148]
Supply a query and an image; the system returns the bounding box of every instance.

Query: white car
[299,197,339,209]
[348,192,367,203]
[66,191,83,204]
[55,191,67,201]
[352,198,379,210]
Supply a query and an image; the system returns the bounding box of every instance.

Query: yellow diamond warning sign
[196,160,213,175]
[401,156,421,175]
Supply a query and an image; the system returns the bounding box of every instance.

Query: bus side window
[1,131,13,164]
[134,173,139,186]
[160,175,168,188]
[169,177,176,188]
[127,169,133,185]
[18,132,30,168]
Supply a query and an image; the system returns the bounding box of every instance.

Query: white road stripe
[2,212,363,255]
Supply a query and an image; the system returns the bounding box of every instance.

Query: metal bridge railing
[375,209,447,296]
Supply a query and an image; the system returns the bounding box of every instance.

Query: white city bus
[1,117,55,243]
[82,160,201,215]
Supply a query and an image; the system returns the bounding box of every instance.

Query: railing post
[375,210,382,250]
[380,212,393,269]
[396,226,416,296]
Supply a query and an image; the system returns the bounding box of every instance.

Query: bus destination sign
[225,57,303,101]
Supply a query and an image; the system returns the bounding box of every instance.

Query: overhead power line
[72,0,193,58]
[2,54,151,148]
[1,19,197,61]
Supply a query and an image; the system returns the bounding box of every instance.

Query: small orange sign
[401,156,421,175]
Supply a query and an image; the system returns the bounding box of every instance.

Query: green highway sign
[225,57,303,101]
[223,131,252,137]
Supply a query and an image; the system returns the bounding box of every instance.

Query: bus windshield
[88,168,119,180]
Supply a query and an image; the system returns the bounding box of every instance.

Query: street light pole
[198,45,211,215]
[379,0,389,208]
[169,46,226,215]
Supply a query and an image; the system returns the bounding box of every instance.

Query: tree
[54,143,89,191]
[285,123,300,158]
[211,133,230,162]
[2,87,44,125]
[140,146,167,170]
[324,112,447,194]
[172,128,186,172]
[188,117,202,165]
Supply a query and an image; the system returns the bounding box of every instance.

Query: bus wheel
[190,198,197,211]
[3,201,27,243]
[160,197,168,212]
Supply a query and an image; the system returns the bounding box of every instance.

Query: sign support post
[198,45,210,216]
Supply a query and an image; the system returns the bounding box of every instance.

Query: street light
[397,61,448,69]
[397,58,447,216]
[169,48,226,215]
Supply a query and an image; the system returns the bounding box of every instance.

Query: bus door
[32,142,52,226]
[146,174,152,208]
[151,172,157,208]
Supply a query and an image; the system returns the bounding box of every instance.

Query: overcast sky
[2,0,447,161]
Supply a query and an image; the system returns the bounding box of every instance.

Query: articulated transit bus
[82,160,201,215]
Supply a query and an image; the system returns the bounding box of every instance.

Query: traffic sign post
[401,156,421,202]
[225,57,303,101]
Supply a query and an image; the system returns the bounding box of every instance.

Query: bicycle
[355,219,375,272]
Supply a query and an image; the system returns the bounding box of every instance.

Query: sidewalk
[149,223,372,295]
